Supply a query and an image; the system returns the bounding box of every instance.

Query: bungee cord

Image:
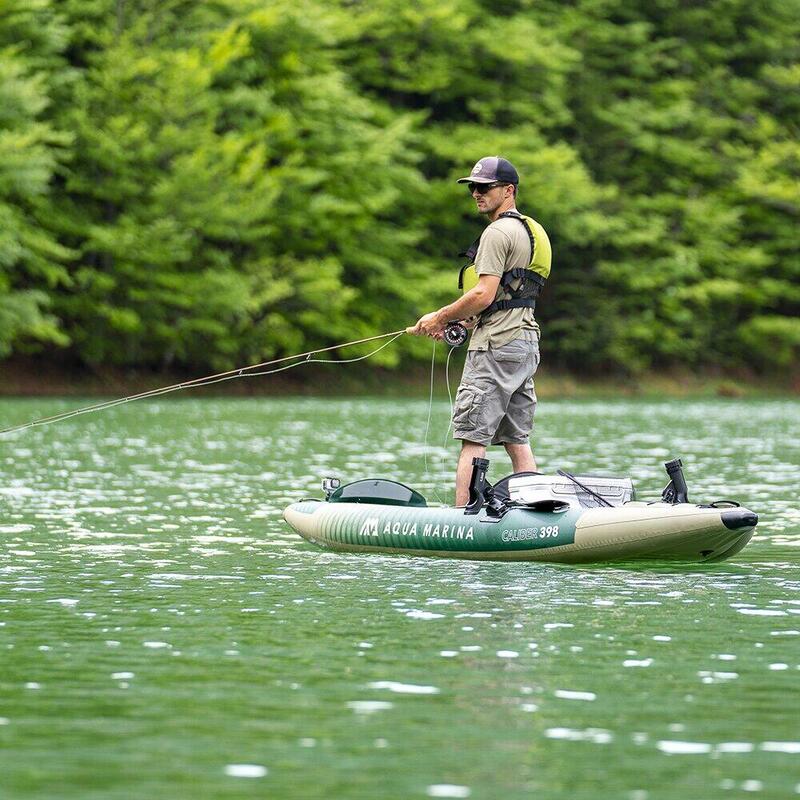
[0,329,406,437]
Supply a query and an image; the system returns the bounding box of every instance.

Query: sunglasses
[467,181,506,194]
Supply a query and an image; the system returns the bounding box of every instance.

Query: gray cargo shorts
[452,333,540,446]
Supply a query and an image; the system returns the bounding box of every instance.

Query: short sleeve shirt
[468,214,540,351]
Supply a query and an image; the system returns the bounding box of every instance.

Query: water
[0,397,798,799]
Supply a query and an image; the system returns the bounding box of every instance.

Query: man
[407,156,551,505]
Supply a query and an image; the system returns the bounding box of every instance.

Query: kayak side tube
[282,500,756,563]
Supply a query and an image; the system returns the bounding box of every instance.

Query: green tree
[0,0,72,358]
[1,0,798,377]
[48,0,432,370]
[546,0,800,371]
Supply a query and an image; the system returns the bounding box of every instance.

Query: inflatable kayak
[282,458,757,564]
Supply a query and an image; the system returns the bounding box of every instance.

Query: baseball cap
[457,156,519,185]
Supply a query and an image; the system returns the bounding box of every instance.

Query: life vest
[458,211,551,321]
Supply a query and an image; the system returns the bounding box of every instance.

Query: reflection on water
[0,397,798,799]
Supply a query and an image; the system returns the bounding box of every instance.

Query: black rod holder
[465,457,490,515]
[662,458,689,504]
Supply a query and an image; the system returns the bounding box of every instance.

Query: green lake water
[0,396,798,799]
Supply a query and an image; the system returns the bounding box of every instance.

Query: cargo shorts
[452,333,540,446]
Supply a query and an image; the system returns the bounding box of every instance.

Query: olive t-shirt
[468,213,540,351]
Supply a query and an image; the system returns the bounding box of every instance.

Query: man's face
[469,182,511,215]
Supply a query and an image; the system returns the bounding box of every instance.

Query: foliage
[0,0,72,357]
[0,0,798,375]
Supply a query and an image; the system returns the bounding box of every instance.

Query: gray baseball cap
[457,156,519,185]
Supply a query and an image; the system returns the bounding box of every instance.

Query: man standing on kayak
[407,156,551,505]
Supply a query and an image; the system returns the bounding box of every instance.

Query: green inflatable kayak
[283,458,757,564]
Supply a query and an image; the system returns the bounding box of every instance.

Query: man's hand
[407,275,500,338]
[406,311,446,338]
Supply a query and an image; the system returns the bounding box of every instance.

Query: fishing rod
[0,329,411,437]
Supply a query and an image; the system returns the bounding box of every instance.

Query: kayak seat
[492,472,635,508]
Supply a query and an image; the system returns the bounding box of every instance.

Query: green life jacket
[458,211,552,320]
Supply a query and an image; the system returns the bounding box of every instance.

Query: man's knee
[460,440,486,451]
[504,442,531,453]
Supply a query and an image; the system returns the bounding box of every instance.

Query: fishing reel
[443,322,468,347]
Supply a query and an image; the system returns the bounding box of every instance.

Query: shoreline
[1,358,797,400]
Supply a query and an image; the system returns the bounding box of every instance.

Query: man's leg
[455,440,486,506]
[504,442,537,473]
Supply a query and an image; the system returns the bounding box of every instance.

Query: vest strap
[459,237,481,263]
[481,297,536,316]
[499,211,535,260]
[502,268,545,286]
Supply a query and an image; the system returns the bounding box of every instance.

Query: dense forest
[1,0,798,376]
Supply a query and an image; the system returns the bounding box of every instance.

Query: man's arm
[407,274,501,337]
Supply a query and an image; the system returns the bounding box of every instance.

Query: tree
[0,0,72,358]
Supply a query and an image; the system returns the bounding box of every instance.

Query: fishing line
[421,340,459,507]
[443,345,457,446]
[437,344,460,503]
[419,338,462,506]
[230,332,404,378]
[440,345,458,485]
[0,330,406,437]
[422,340,437,501]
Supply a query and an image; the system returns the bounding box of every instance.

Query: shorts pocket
[453,385,486,429]
[492,340,527,363]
